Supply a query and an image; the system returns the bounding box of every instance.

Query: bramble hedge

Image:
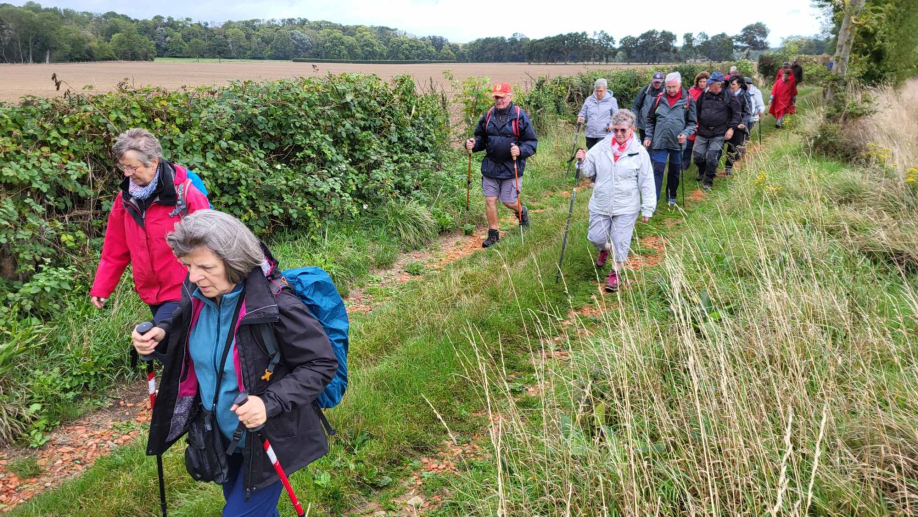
[0,74,450,315]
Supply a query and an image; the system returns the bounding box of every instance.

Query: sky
[15,0,826,46]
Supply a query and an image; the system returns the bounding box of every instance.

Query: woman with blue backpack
[131,210,341,516]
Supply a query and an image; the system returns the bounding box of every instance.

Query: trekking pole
[555,157,583,284]
[568,122,583,174]
[465,149,472,227]
[135,321,168,517]
[758,119,762,146]
[512,155,523,244]
[232,392,306,517]
[680,141,686,209]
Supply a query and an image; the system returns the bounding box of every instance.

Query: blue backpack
[259,267,349,432]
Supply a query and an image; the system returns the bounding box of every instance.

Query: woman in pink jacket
[90,128,210,325]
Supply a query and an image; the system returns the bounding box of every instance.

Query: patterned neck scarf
[612,134,633,162]
[127,169,160,200]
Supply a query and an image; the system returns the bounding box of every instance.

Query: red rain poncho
[768,73,798,119]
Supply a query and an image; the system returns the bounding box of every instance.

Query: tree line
[0,2,778,64]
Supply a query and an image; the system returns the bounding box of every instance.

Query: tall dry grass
[446,97,918,515]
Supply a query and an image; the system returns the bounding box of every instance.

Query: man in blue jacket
[465,83,538,248]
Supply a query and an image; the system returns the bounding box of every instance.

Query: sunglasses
[612,128,630,134]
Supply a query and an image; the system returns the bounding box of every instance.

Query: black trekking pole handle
[134,321,168,517]
[233,392,306,517]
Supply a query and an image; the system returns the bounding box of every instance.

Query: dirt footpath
[0,61,661,103]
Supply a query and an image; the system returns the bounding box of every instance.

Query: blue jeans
[222,453,283,516]
[651,148,682,202]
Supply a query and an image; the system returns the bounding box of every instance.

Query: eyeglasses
[612,128,629,134]
[116,163,143,173]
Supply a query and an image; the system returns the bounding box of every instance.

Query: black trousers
[585,137,603,150]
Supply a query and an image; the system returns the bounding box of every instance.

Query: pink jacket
[90,163,209,305]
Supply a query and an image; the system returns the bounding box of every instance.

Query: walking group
[86,61,801,517]
[464,62,800,293]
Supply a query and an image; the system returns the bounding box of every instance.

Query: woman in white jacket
[575,109,656,292]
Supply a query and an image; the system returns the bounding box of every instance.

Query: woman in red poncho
[769,68,797,128]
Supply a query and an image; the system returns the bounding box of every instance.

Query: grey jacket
[578,92,620,138]
[747,84,766,122]
[581,135,656,218]
[644,89,697,151]
[631,83,664,130]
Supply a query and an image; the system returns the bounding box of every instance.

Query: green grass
[8,457,42,479]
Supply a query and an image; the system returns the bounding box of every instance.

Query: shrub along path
[9,92,816,515]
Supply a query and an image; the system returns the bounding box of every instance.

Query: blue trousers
[651,148,682,202]
[148,301,180,326]
[222,453,283,517]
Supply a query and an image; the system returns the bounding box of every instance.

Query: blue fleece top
[189,281,245,443]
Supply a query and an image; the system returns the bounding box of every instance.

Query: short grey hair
[166,210,264,285]
[593,78,608,90]
[665,72,682,83]
[729,66,738,73]
[112,128,163,166]
[611,109,636,128]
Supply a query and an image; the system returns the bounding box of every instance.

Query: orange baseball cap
[492,82,512,97]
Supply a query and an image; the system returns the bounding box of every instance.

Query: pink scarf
[612,134,633,162]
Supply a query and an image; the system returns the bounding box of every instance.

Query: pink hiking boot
[596,249,610,267]
[604,270,620,293]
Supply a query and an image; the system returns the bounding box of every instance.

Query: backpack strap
[256,315,336,436]
[168,179,193,218]
[258,324,282,382]
[513,105,520,140]
[484,106,521,140]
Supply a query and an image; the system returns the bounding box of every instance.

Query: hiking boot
[604,270,620,293]
[482,229,500,248]
[596,249,610,267]
[696,173,704,182]
[668,198,677,207]
[519,205,530,228]
[702,183,713,192]
[725,167,733,176]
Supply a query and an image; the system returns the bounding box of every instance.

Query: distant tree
[619,35,638,62]
[205,34,231,61]
[355,27,385,59]
[110,30,156,61]
[438,45,455,61]
[226,28,247,58]
[682,32,696,61]
[290,31,312,57]
[269,30,295,59]
[705,33,734,61]
[735,22,770,55]
[164,34,187,57]
[185,37,205,60]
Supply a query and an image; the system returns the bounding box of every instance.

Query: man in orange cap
[465,82,538,247]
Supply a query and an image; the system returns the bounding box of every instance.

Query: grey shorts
[587,211,639,263]
[482,176,522,204]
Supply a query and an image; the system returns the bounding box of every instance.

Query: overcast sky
[16,0,826,45]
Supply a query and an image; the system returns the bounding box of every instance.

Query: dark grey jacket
[147,246,338,496]
[631,83,664,131]
[644,89,697,151]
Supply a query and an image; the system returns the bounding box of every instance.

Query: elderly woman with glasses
[577,78,619,149]
[90,128,210,326]
[133,210,338,515]
[574,109,656,293]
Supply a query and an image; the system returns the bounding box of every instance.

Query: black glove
[792,96,797,103]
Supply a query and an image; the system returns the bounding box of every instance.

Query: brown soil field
[0,60,662,103]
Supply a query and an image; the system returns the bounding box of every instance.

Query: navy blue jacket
[471,102,538,180]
